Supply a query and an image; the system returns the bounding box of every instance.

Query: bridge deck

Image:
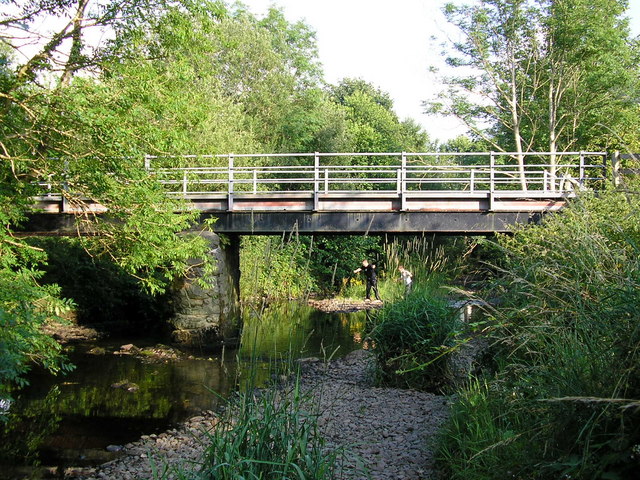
[27,151,607,234]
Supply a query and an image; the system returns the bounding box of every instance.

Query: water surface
[0,301,367,476]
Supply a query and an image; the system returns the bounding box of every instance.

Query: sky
[243,0,640,142]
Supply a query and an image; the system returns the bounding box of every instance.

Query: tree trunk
[510,53,527,191]
[60,0,89,87]
[548,71,558,190]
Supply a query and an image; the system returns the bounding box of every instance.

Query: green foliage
[193,379,340,480]
[367,279,463,391]
[28,237,168,328]
[432,0,639,152]
[342,233,473,392]
[0,234,74,405]
[307,235,382,293]
[439,184,640,479]
[330,78,432,154]
[438,378,533,479]
[240,235,316,301]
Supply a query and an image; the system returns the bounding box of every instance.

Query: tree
[428,0,639,185]
[330,78,431,155]
[0,0,223,397]
[427,0,541,189]
[0,0,350,396]
[540,0,638,183]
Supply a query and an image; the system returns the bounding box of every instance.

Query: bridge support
[168,231,240,348]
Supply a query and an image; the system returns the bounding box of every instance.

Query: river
[0,301,368,478]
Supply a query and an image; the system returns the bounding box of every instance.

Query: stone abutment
[168,232,240,347]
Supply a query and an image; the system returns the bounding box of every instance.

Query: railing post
[579,151,585,188]
[400,151,407,211]
[612,151,621,187]
[470,169,475,193]
[543,170,548,193]
[313,152,319,211]
[144,154,151,170]
[489,151,495,211]
[228,153,234,211]
[253,170,257,194]
[61,160,69,213]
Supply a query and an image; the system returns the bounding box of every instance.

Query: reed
[196,377,340,479]
[240,234,316,302]
[367,282,463,391]
[438,185,640,479]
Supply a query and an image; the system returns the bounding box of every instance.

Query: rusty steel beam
[201,211,542,235]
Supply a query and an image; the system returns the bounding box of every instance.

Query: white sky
[243,0,640,143]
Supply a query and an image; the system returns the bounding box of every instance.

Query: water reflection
[1,343,237,474]
[240,301,367,359]
[0,301,366,475]
[238,301,367,385]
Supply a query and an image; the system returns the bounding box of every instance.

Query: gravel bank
[70,349,449,480]
[297,349,450,479]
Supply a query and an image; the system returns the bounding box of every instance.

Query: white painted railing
[145,151,607,196]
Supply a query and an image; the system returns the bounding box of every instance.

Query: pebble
[71,349,449,480]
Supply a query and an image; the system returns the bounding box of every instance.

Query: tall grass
[240,234,316,302]
[196,377,340,479]
[340,235,467,302]
[438,186,640,479]
[358,236,474,390]
[367,281,463,391]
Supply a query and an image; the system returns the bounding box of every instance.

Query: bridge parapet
[29,151,608,234]
[143,150,606,199]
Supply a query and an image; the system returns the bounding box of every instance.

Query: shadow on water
[0,301,367,478]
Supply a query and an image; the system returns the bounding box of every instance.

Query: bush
[367,279,463,391]
[438,186,640,479]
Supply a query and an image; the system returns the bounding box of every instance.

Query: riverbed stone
[72,349,449,480]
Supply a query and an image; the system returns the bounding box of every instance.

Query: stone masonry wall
[168,232,240,347]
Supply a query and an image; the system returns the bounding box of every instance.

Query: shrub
[367,280,463,391]
[438,186,640,479]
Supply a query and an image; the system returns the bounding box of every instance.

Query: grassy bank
[437,186,640,479]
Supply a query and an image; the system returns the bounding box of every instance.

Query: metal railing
[145,151,607,197]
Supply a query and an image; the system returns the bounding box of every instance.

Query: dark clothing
[363,264,380,300]
[366,281,380,301]
[362,264,377,283]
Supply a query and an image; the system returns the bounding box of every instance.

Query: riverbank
[66,349,449,480]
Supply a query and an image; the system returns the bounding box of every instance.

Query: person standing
[354,259,381,301]
[398,265,413,296]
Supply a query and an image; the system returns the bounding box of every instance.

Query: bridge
[30,151,607,234]
[25,150,610,345]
